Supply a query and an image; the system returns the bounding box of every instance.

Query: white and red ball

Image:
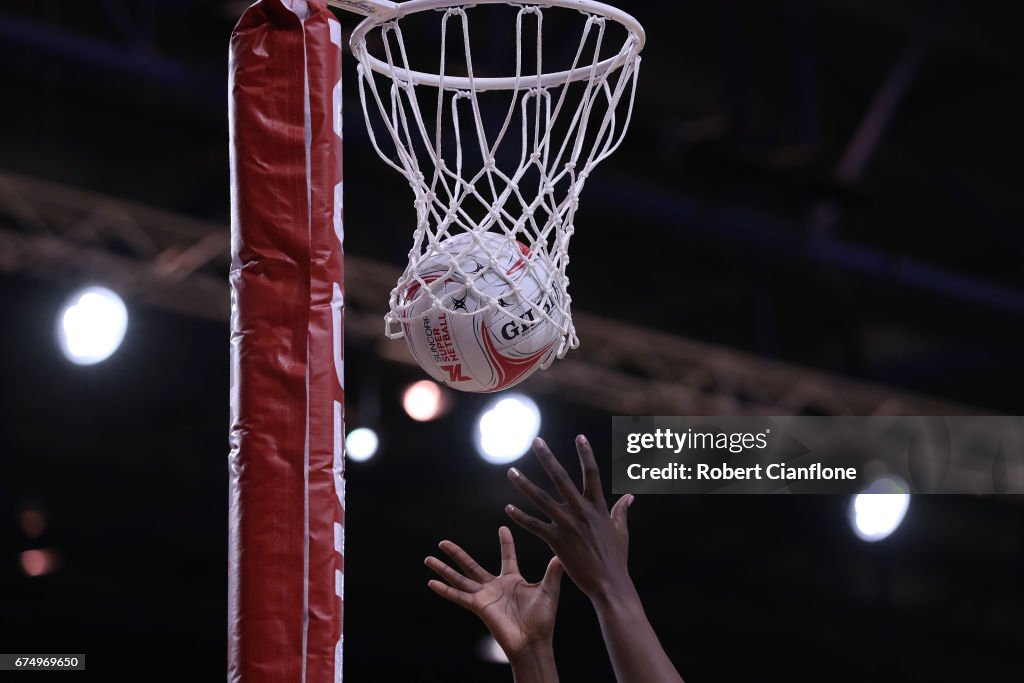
[400,232,563,393]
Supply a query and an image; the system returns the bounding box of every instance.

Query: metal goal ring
[345,0,645,92]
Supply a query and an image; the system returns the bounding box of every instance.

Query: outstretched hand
[426,526,564,660]
[506,435,684,683]
[505,435,634,601]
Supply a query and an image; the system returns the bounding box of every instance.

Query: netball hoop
[229,2,641,679]
[331,0,644,361]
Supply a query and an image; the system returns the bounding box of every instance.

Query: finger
[427,579,475,611]
[540,556,564,599]
[575,434,606,506]
[610,494,633,539]
[508,467,565,521]
[439,540,495,582]
[505,503,555,543]
[498,526,518,575]
[425,556,482,593]
[531,437,581,505]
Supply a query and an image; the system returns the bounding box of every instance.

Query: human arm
[425,526,563,683]
[505,435,685,683]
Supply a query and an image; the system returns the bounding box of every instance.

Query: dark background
[1,0,1022,681]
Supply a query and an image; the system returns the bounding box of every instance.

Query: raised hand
[506,435,684,683]
[504,435,634,601]
[426,526,563,682]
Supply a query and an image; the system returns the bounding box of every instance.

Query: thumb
[541,556,564,596]
[610,494,633,534]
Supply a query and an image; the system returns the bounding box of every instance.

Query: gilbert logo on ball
[400,233,565,393]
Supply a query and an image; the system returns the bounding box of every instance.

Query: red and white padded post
[228,1,345,680]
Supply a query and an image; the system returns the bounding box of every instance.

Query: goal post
[228,1,345,681]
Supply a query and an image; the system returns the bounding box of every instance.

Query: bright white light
[403,380,446,422]
[850,477,910,542]
[474,394,541,464]
[346,427,379,462]
[477,635,509,665]
[57,286,128,365]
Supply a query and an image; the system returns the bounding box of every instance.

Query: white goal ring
[336,0,645,92]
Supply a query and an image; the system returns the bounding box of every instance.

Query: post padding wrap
[229,1,345,680]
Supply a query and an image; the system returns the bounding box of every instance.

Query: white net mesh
[353,2,642,361]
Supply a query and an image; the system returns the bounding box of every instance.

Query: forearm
[591,579,684,683]
[509,641,559,683]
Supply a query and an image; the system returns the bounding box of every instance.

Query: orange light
[19,510,46,538]
[402,380,448,421]
[20,549,58,577]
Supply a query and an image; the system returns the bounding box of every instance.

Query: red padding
[228,1,345,680]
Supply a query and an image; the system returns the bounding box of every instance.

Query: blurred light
[19,510,46,538]
[346,427,379,462]
[20,549,58,577]
[475,394,540,464]
[850,477,910,542]
[402,380,447,422]
[57,286,128,365]
[477,635,509,664]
